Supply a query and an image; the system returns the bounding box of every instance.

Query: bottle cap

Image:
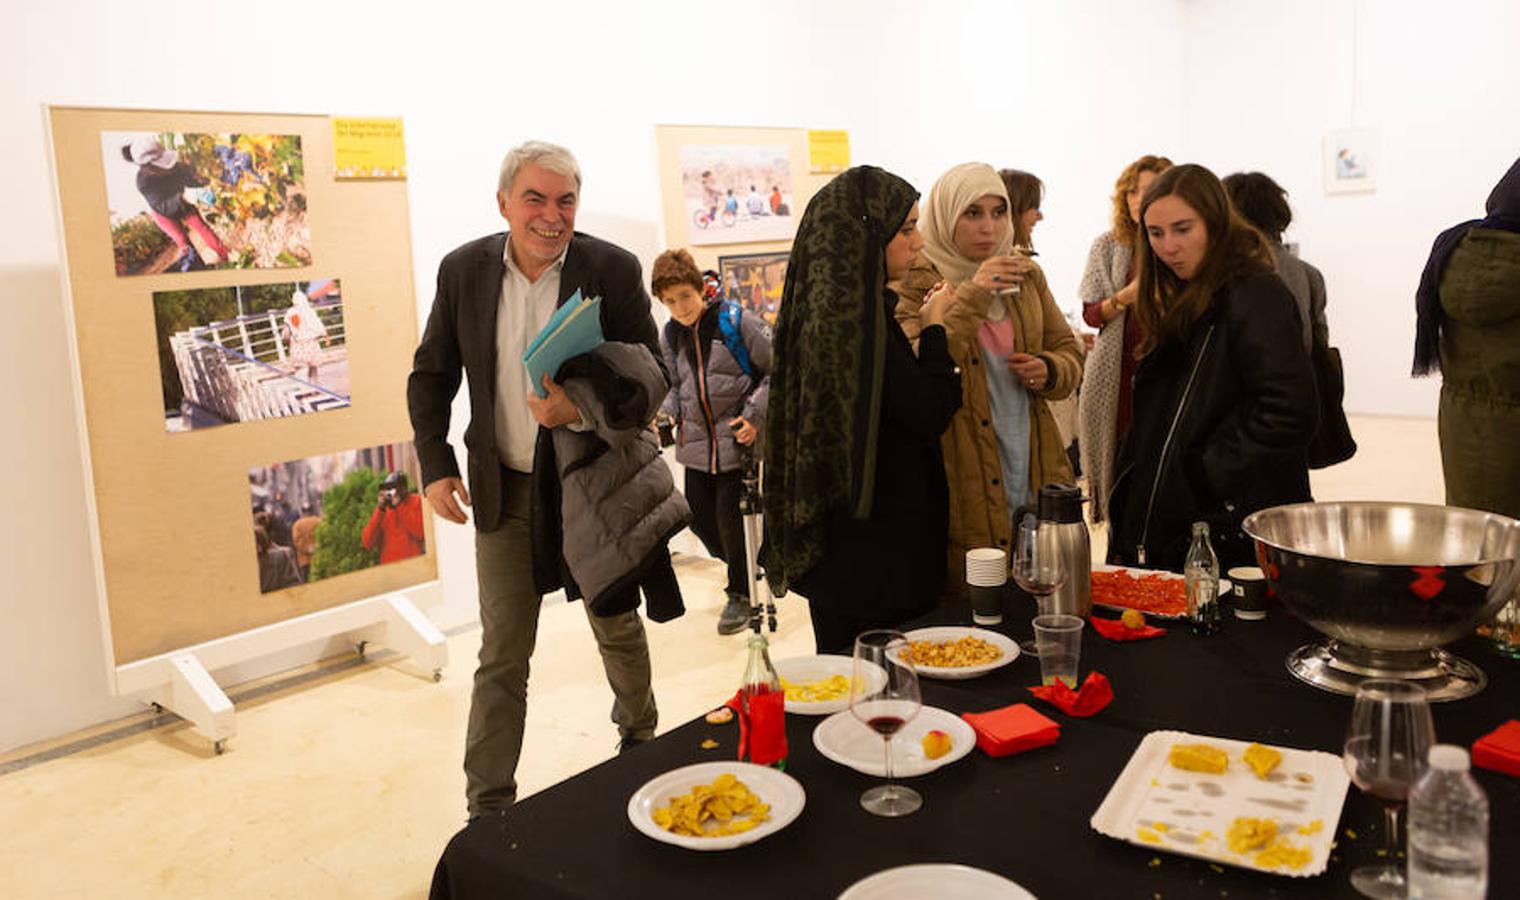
[1428,744,1470,771]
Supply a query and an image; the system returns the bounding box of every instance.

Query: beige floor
[0,415,1444,899]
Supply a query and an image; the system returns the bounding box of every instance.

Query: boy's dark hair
[1222,171,1292,243]
[651,249,705,298]
[121,144,135,163]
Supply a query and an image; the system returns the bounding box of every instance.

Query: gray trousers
[464,471,658,814]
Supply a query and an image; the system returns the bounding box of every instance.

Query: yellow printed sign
[807,130,850,174]
[333,117,407,180]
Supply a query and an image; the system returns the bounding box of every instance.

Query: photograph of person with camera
[363,471,426,564]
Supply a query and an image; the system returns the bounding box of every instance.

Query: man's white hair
[497,141,582,195]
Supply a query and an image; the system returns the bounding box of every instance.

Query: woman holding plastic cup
[895,162,1084,596]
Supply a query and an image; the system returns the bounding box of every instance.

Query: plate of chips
[774,655,886,715]
[627,761,805,851]
[813,705,976,778]
[898,627,1019,680]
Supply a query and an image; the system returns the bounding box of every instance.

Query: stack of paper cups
[966,548,1008,587]
[967,548,1008,625]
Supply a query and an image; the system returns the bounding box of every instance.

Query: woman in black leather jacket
[1107,164,1318,570]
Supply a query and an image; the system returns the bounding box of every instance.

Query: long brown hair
[1111,155,1174,244]
[1133,164,1273,355]
[998,168,1044,249]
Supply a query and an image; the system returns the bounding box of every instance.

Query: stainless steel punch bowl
[1243,502,1520,701]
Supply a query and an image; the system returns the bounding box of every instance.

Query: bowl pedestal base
[1286,641,1487,702]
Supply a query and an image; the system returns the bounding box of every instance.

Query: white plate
[812,705,976,778]
[899,627,1020,679]
[774,654,884,715]
[627,761,805,851]
[1090,730,1350,877]
[839,864,1037,899]
[1091,565,1232,621]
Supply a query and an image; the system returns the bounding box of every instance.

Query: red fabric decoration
[1088,615,1166,641]
[961,703,1061,757]
[1409,566,1446,601]
[1028,671,1115,717]
[724,688,787,766]
[1473,719,1520,778]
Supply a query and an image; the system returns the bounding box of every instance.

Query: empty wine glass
[1343,679,1435,898]
[850,630,923,817]
[1013,514,1068,656]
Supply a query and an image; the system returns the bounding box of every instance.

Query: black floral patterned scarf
[762,166,919,594]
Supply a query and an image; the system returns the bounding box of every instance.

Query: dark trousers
[683,468,750,598]
[806,603,921,656]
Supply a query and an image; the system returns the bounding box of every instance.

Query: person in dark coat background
[762,166,962,654]
[1413,157,1520,519]
[1107,164,1318,571]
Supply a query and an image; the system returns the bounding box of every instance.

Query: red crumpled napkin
[1473,719,1520,778]
[1088,615,1166,641]
[723,689,787,766]
[961,703,1061,757]
[1028,671,1114,717]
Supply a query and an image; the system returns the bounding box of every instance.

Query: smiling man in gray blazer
[408,141,664,816]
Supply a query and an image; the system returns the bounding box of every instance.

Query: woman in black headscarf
[763,166,963,653]
[1414,157,1520,518]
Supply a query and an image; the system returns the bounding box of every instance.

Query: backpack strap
[716,300,754,380]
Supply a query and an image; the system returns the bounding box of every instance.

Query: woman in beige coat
[896,162,1083,592]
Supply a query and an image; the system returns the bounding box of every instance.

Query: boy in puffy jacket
[652,250,772,634]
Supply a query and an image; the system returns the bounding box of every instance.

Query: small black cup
[969,583,1006,625]
[1227,566,1269,620]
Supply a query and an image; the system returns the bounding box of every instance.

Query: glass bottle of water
[1407,745,1488,898]
[1184,522,1220,636]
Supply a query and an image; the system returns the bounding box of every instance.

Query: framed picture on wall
[678,144,797,246]
[1323,128,1378,195]
[718,251,790,324]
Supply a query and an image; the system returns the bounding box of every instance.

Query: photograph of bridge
[152,278,350,432]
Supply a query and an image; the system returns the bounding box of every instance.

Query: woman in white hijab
[896,162,1084,595]
[282,288,329,381]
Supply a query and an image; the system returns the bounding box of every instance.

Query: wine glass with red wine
[1343,679,1435,898]
[850,630,923,817]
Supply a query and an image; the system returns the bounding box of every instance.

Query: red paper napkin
[1028,671,1114,717]
[1473,719,1520,778]
[961,703,1060,757]
[1088,615,1166,641]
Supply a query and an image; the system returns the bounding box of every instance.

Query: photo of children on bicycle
[100,130,312,276]
[680,144,796,246]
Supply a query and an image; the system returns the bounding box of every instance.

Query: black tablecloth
[431,595,1519,899]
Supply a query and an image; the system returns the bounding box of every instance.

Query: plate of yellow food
[1090,730,1351,876]
[627,761,805,851]
[898,627,1020,680]
[812,705,976,777]
[774,654,886,715]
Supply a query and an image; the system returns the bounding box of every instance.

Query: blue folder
[523,289,604,397]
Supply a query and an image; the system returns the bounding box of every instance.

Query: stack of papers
[523,289,604,397]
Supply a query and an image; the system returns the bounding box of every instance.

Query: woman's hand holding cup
[971,253,1032,294]
[921,281,958,329]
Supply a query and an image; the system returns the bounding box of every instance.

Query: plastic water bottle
[1407,745,1488,898]
[1184,522,1220,636]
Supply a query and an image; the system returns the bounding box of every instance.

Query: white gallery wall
[0,0,1509,752]
[1180,0,1520,416]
